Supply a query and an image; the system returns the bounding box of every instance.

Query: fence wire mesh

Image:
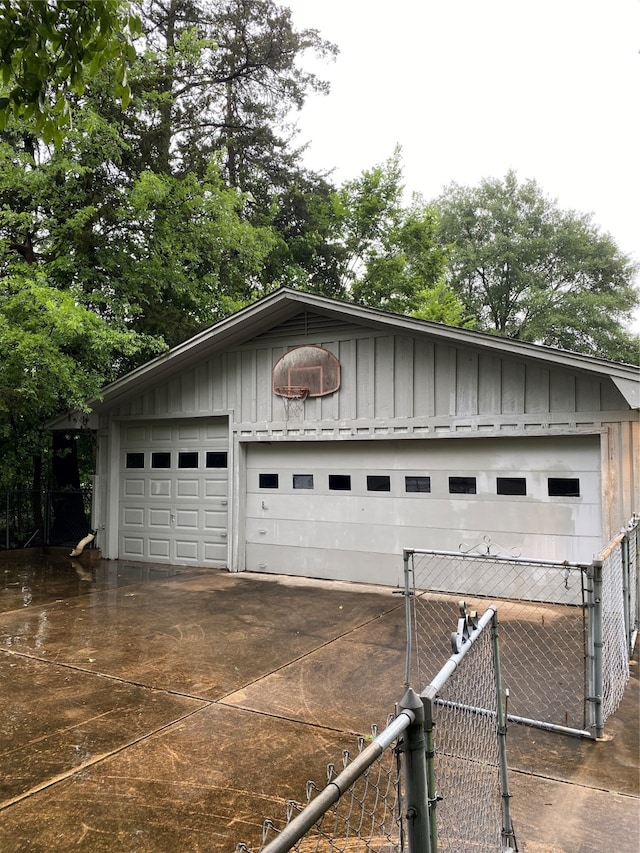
[628,518,639,642]
[408,550,588,733]
[237,604,513,853]
[599,538,631,722]
[238,722,404,853]
[425,618,507,853]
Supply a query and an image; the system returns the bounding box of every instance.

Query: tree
[0,272,164,491]
[123,0,337,183]
[0,0,343,495]
[435,171,639,361]
[0,0,141,144]
[336,149,465,322]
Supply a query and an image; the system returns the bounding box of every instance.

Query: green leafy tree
[123,0,337,182]
[261,169,348,298]
[0,0,343,494]
[121,166,277,343]
[0,272,163,491]
[0,108,278,347]
[435,171,639,361]
[336,149,465,322]
[0,0,141,144]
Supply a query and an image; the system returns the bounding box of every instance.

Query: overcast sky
[284,0,640,328]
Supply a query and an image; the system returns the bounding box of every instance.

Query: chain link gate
[404,520,638,740]
[237,604,517,853]
[404,547,591,736]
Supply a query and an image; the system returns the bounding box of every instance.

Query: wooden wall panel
[353,337,370,420]
[478,353,502,415]
[524,364,550,413]
[181,368,196,413]
[434,344,456,417]
[501,361,525,414]
[575,375,601,412]
[455,349,479,416]
[374,336,394,419]
[103,327,636,443]
[550,371,576,413]
[337,339,356,420]
[413,339,435,417]
[394,336,414,418]
[601,420,640,540]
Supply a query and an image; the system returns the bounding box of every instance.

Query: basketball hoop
[274,386,309,422]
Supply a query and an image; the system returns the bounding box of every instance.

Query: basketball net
[275,386,309,422]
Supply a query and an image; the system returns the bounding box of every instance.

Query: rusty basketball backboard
[272,345,340,398]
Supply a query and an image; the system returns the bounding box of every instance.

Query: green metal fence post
[490,609,518,851]
[589,559,604,739]
[401,688,432,853]
[421,685,439,853]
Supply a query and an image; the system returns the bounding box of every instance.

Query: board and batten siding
[106,326,629,430]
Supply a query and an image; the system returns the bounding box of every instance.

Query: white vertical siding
[104,318,630,431]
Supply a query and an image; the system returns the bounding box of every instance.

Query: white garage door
[119,419,228,566]
[245,436,601,585]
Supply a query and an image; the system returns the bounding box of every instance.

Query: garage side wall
[602,418,640,538]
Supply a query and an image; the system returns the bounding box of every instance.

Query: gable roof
[50,288,640,424]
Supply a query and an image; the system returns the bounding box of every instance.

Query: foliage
[434,171,639,361]
[0,272,163,489]
[337,149,466,322]
[125,0,337,182]
[0,0,141,144]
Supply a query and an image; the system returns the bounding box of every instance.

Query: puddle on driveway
[0,551,198,612]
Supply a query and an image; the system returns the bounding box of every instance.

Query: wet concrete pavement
[0,551,638,852]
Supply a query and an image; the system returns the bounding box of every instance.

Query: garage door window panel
[367,475,391,492]
[548,478,580,497]
[126,452,145,469]
[178,451,199,468]
[206,452,228,468]
[449,476,477,494]
[293,474,314,489]
[151,452,171,469]
[329,474,351,491]
[497,477,527,496]
[259,473,279,488]
[405,476,431,493]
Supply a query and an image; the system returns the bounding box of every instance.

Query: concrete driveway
[0,551,638,852]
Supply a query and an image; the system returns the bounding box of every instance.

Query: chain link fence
[236,604,517,853]
[596,514,639,726]
[0,490,93,550]
[405,516,639,739]
[627,515,639,650]
[253,723,404,853]
[406,548,589,735]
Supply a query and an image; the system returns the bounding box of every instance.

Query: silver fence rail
[236,604,517,853]
[404,515,639,739]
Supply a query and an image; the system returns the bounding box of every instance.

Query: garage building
[51,288,639,587]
